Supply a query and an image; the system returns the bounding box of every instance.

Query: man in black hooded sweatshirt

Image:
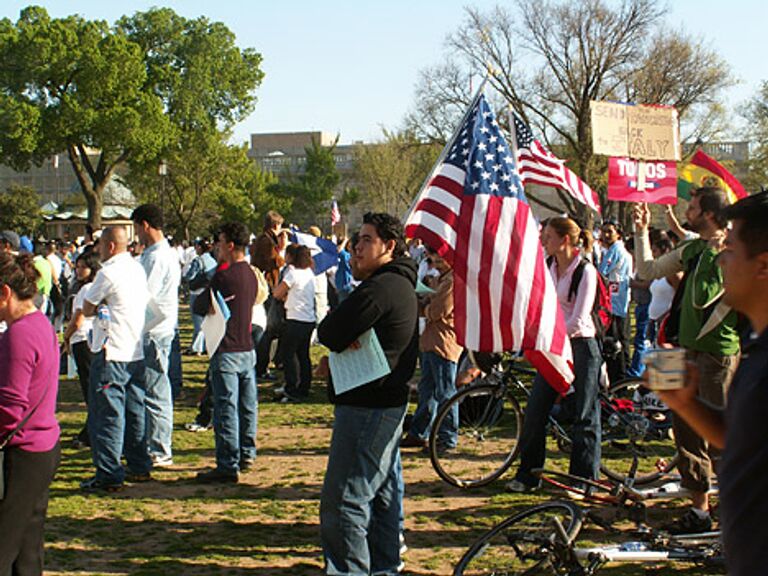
[318,212,418,576]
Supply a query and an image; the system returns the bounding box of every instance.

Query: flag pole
[402,74,490,225]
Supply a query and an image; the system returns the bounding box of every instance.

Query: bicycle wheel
[429,376,522,488]
[454,501,583,576]
[600,377,679,485]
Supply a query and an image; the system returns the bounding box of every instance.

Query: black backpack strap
[568,260,587,302]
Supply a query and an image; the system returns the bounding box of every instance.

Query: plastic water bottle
[97,305,110,330]
[619,542,647,552]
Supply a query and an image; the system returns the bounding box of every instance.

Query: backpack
[251,266,269,306]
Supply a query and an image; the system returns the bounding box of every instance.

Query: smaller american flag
[330,199,341,226]
[512,114,601,213]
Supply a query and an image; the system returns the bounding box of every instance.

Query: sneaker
[195,468,239,484]
[426,442,456,456]
[240,458,256,472]
[400,434,427,449]
[662,508,712,534]
[273,386,286,396]
[505,479,538,494]
[80,477,124,493]
[126,472,152,483]
[151,455,175,468]
[399,533,408,556]
[184,422,211,432]
[260,372,278,382]
[280,395,301,404]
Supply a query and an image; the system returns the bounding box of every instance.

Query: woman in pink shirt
[0,253,60,575]
[506,217,602,493]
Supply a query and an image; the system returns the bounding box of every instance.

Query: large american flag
[405,94,573,392]
[513,113,601,213]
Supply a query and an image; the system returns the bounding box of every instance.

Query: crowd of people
[0,187,766,575]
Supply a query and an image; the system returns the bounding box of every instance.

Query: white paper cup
[643,348,686,391]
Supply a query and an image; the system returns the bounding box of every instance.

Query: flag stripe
[405,94,574,393]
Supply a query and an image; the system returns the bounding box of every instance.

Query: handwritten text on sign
[591,101,680,161]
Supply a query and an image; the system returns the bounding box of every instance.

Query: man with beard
[633,187,740,534]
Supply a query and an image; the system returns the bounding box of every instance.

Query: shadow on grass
[47,516,323,575]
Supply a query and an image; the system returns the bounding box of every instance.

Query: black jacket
[318,256,418,408]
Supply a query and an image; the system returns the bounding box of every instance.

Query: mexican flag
[677,149,747,204]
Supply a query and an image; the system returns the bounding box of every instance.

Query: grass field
[43,308,721,575]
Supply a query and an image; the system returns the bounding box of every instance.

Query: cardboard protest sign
[591,101,680,161]
[607,157,677,204]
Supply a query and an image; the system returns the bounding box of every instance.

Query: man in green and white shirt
[633,186,740,534]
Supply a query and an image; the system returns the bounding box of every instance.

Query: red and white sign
[607,157,677,204]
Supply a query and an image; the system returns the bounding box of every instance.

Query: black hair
[75,250,102,283]
[722,191,768,258]
[131,203,164,230]
[0,253,39,300]
[218,222,250,250]
[692,186,729,229]
[362,212,406,258]
[601,219,624,238]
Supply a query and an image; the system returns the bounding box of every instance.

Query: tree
[354,129,441,216]
[743,80,768,191]
[270,136,342,227]
[406,0,734,221]
[117,8,264,237]
[0,7,170,228]
[0,185,42,234]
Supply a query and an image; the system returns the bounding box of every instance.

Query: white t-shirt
[86,251,149,361]
[649,277,676,321]
[47,253,63,281]
[70,282,94,345]
[283,266,316,323]
[314,272,329,324]
[138,239,181,338]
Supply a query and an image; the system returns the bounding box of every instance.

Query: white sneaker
[151,455,175,468]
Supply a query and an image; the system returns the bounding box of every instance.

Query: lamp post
[158,160,168,214]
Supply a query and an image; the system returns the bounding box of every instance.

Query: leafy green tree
[0,185,42,234]
[117,8,264,237]
[354,129,441,216]
[270,136,342,227]
[743,81,768,191]
[0,7,170,229]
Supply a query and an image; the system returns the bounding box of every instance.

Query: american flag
[405,94,573,392]
[512,113,601,213]
[330,199,341,226]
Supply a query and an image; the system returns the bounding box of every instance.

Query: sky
[1,1,765,146]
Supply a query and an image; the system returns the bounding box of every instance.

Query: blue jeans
[143,333,174,462]
[515,337,602,487]
[320,404,406,576]
[209,350,258,472]
[189,292,204,348]
[88,351,151,484]
[627,303,650,377]
[409,352,458,447]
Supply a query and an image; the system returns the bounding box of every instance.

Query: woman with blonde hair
[506,216,602,493]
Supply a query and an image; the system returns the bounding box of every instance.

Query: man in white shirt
[81,226,150,492]
[132,204,181,468]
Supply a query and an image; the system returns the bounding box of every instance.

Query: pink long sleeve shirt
[0,310,60,452]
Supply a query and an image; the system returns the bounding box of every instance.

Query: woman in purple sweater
[0,252,60,575]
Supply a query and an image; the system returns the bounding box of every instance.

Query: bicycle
[428,354,679,489]
[453,468,722,575]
